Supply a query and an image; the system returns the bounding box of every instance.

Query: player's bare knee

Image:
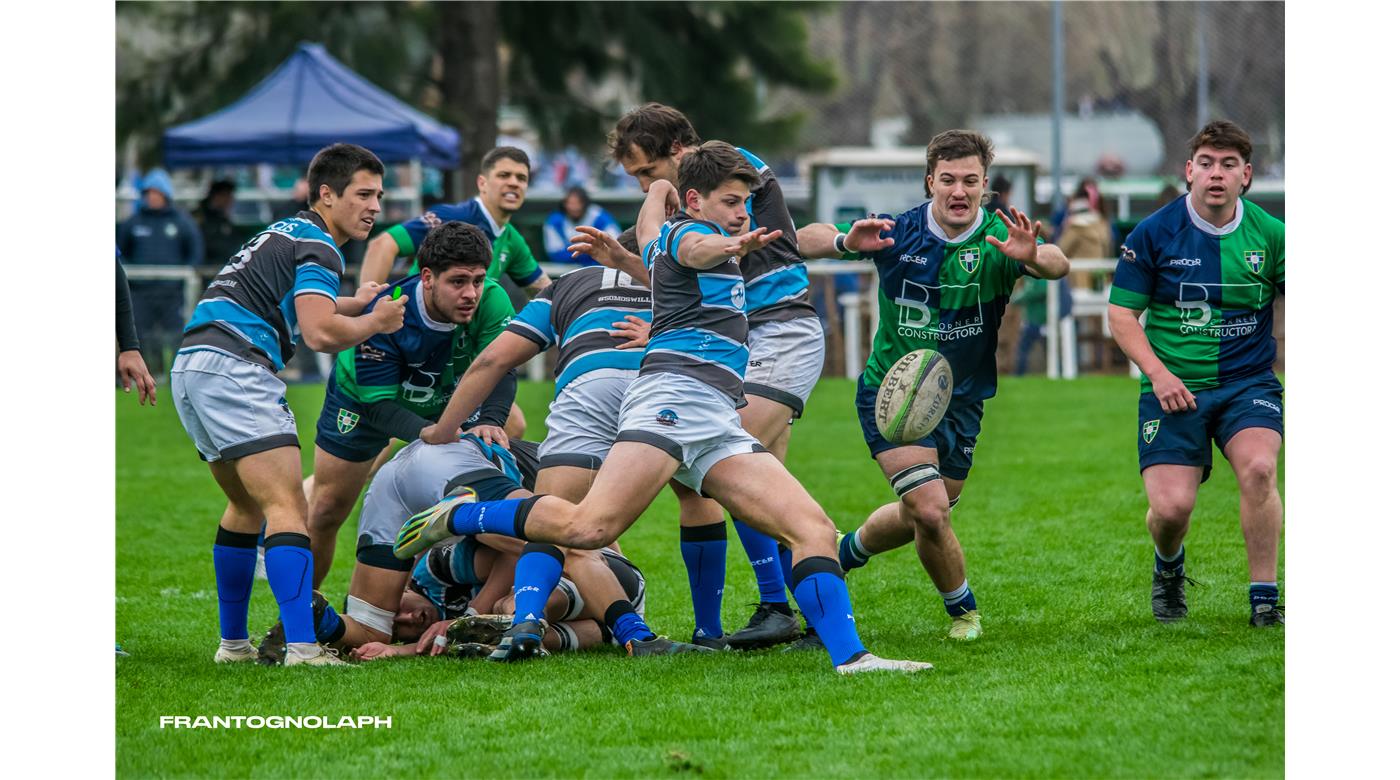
[1150,498,1194,529]
[908,500,951,536]
[1236,456,1277,500]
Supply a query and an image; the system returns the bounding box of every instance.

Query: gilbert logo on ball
[875,349,954,444]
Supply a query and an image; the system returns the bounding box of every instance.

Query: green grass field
[116,376,1283,778]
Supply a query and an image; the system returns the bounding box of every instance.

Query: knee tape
[345,594,395,637]
[890,463,941,498]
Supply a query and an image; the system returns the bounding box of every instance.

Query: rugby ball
[875,349,954,444]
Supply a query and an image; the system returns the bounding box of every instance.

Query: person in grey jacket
[116,168,203,375]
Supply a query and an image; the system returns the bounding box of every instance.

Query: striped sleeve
[293,240,342,299]
[1108,223,1155,310]
[505,294,555,347]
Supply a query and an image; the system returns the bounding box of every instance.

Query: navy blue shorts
[855,376,984,481]
[1138,371,1283,482]
[314,389,391,463]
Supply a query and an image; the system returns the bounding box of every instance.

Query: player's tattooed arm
[1107,304,1197,413]
[989,207,1070,279]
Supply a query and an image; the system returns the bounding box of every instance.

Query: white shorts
[743,316,825,417]
[615,372,762,494]
[539,371,636,470]
[171,347,299,462]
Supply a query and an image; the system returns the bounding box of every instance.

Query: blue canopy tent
[162,42,459,169]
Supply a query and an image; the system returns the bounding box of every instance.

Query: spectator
[1151,182,1182,213]
[987,174,1012,216]
[1011,275,1074,376]
[115,168,203,376]
[1059,180,1114,261]
[543,186,621,266]
[195,179,244,264]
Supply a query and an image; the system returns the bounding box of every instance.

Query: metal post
[1197,1,1210,128]
[1047,0,1065,379]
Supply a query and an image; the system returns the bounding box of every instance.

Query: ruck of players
[171,109,1282,674]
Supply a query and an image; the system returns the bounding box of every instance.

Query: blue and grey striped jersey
[641,215,749,404]
[735,147,815,326]
[180,210,344,371]
[504,266,652,395]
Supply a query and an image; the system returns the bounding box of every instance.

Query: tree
[116,1,838,178]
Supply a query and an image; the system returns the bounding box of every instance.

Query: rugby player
[1107,120,1285,627]
[171,143,407,666]
[420,230,724,654]
[578,103,823,650]
[305,221,517,587]
[260,436,670,661]
[398,142,931,674]
[360,145,547,440]
[797,130,1070,643]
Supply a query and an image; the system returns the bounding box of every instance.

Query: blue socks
[512,544,565,624]
[679,522,727,639]
[1250,581,1279,610]
[733,517,788,604]
[213,527,258,641]
[263,532,316,644]
[1155,544,1186,576]
[939,580,978,617]
[605,599,656,646]
[838,528,872,571]
[791,557,867,667]
[449,496,539,538]
[316,602,346,645]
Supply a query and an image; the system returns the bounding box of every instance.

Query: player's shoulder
[1241,199,1285,236]
[1123,196,1190,250]
[266,214,335,246]
[735,146,769,173]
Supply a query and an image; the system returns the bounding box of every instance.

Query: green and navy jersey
[181,210,343,371]
[642,215,750,404]
[841,204,1031,405]
[330,276,516,419]
[734,147,816,326]
[1109,196,1284,392]
[387,197,542,287]
[505,266,651,396]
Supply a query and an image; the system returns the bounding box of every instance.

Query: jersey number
[219,233,272,276]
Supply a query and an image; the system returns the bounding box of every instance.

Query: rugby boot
[446,613,513,647]
[690,631,729,650]
[836,652,933,675]
[488,619,548,662]
[256,590,334,665]
[626,636,718,656]
[283,644,352,667]
[213,642,258,664]
[447,642,496,659]
[1151,570,1199,623]
[1249,603,1285,628]
[948,610,983,641]
[724,602,802,650]
[782,626,825,653]
[395,488,478,559]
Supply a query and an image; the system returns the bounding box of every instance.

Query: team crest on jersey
[336,408,361,434]
[1142,419,1160,444]
[1244,249,1266,274]
[1119,244,1136,263]
[957,247,981,274]
[655,409,679,427]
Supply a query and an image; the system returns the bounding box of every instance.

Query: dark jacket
[116,204,203,266]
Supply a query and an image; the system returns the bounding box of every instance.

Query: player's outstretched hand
[610,315,651,350]
[117,349,157,406]
[353,280,389,307]
[467,424,509,448]
[845,217,896,254]
[1150,370,1198,414]
[419,422,459,446]
[569,226,638,269]
[371,293,407,334]
[728,227,784,258]
[987,207,1042,264]
[351,642,399,662]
